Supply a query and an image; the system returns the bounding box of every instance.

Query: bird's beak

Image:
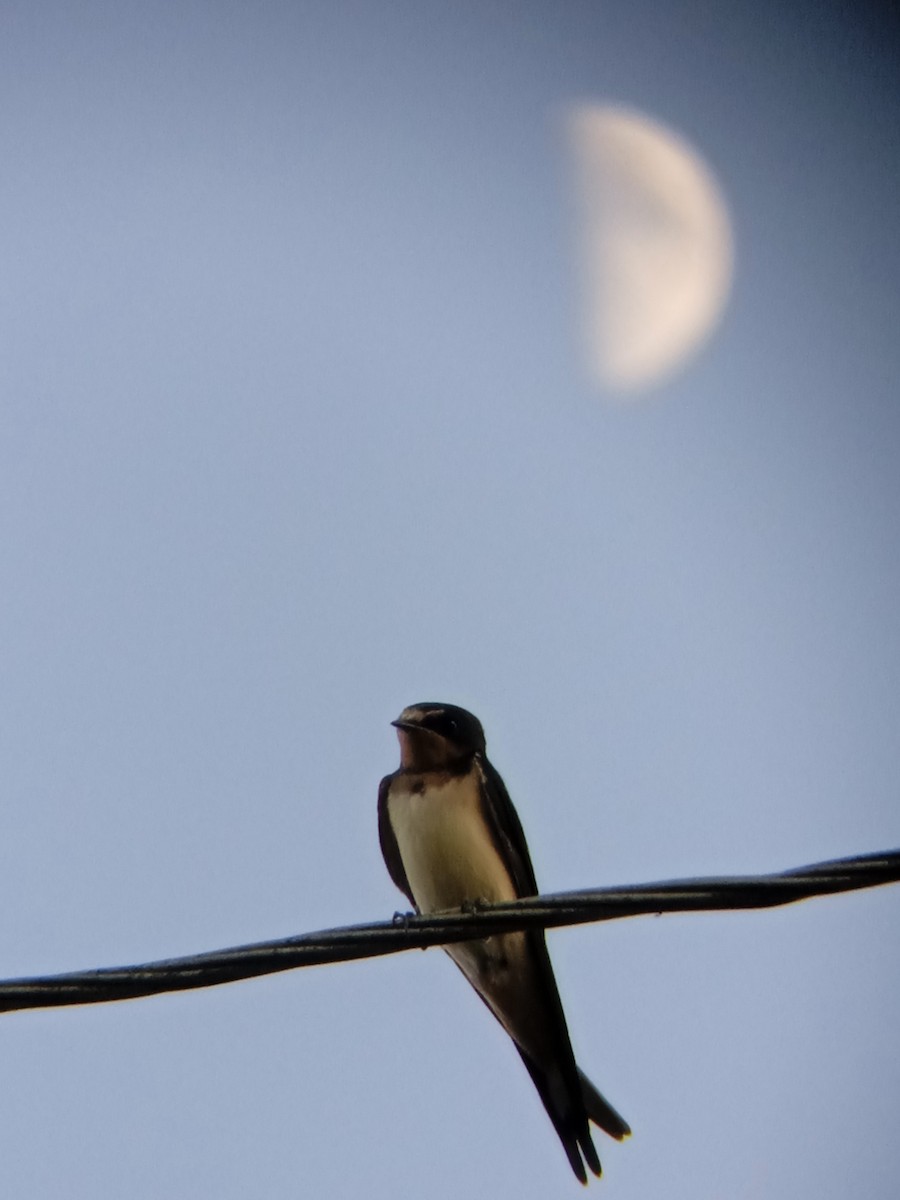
[391,718,420,732]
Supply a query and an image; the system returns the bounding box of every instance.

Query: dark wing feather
[476,753,632,1177]
[474,755,540,898]
[377,773,415,906]
[474,755,607,1179]
[515,1048,597,1183]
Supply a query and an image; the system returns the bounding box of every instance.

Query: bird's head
[392,702,486,770]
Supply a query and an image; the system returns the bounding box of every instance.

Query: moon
[568,104,734,393]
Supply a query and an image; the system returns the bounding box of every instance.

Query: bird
[378,701,630,1183]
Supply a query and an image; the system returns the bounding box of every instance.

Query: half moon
[568,104,734,393]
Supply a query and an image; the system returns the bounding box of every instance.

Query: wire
[1,847,897,1015]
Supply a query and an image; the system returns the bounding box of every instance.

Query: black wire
[1,848,897,1014]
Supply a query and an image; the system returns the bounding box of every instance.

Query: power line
[1,847,897,1015]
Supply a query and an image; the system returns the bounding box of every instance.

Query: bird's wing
[377,772,415,906]
[474,754,540,898]
[475,754,610,1179]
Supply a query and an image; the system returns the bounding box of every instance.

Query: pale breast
[388,773,519,915]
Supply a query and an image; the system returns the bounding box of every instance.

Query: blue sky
[1,3,898,1197]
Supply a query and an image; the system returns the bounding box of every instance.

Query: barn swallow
[378,702,629,1183]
